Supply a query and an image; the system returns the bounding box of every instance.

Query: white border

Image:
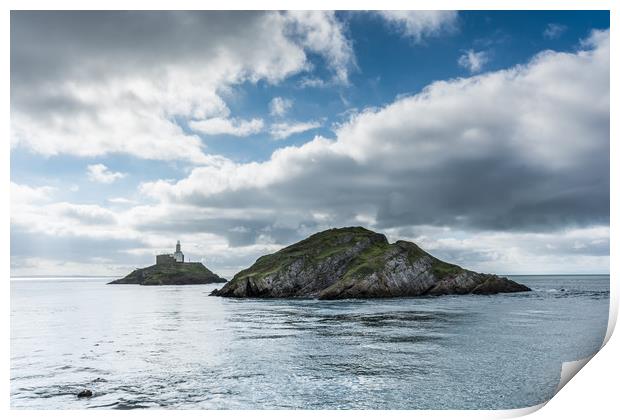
[3,1,616,419]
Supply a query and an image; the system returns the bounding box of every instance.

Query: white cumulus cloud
[11,182,55,206]
[284,11,355,84]
[377,11,458,42]
[270,121,322,140]
[544,23,568,39]
[458,49,489,73]
[269,97,293,117]
[87,164,126,184]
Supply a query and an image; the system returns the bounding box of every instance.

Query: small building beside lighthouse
[156,240,185,265]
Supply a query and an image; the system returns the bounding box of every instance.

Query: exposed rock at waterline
[77,389,93,398]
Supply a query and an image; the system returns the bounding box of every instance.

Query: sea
[10,275,609,410]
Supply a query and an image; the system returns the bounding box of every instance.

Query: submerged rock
[77,389,93,398]
[211,227,530,299]
[108,262,226,286]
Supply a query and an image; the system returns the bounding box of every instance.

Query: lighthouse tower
[173,240,184,263]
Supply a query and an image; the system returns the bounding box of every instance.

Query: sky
[10,10,610,277]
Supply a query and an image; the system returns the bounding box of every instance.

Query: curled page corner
[499,402,547,419]
[602,296,617,347]
[555,355,595,395]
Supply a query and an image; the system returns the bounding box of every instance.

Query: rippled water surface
[11,275,609,409]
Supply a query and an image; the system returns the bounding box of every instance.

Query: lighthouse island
[108,241,227,286]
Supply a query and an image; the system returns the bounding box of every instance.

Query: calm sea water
[10,275,609,409]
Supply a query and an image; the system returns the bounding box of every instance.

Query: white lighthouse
[173,240,184,263]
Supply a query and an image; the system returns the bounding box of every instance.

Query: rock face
[108,262,226,286]
[211,227,530,299]
[77,389,93,398]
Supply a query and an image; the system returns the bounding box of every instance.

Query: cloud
[270,121,322,140]
[189,117,264,137]
[580,28,608,48]
[544,23,568,39]
[10,182,55,205]
[108,197,136,205]
[87,163,126,184]
[142,30,609,235]
[12,201,119,235]
[377,11,458,42]
[298,77,328,88]
[284,11,355,84]
[55,203,118,225]
[458,49,489,73]
[10,185,284,276]
[10,191,609,277]
[383,224,609,275]
[11,227,145,263]
[12,182,122,238]
[11,11,355,162]
[269,97,293,117]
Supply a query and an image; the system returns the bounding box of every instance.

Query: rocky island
[211,227,530,299]
[108,262,226,285]
[109,241,226,286]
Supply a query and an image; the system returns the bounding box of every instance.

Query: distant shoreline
[10,273,611,280]
[10,275,119,280]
